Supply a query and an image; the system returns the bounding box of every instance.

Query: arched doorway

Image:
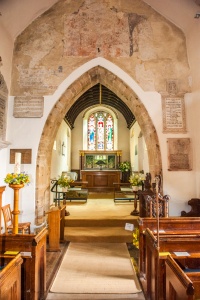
[35,66,162,224]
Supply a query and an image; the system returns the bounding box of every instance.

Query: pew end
[166,255,200,300]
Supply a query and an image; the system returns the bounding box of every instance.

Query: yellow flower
[4,172,30,185]
[129,173,144,186]
[57,175,74,188]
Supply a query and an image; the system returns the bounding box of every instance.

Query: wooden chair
[1,204,31,234]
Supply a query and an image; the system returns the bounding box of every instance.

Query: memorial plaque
[162,96,186,133]
[10,149,32,164]
[166,79,179,95]
[167,138,192,171]
[13,96,44,118]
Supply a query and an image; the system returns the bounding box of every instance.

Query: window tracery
[88,111,114,150]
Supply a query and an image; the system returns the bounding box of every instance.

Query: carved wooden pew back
[144,228,200,300]
[138,217,200,277]
[166,255,200,300]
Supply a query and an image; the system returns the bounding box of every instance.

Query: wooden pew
[138,217,200,278]
[47,205,66,251]
[0,227,47,300]
[143,228,200,300]
[166,255,200,300]
[0,253,23,300]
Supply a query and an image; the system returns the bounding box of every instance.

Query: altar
[81,170,121,192]
[79,150,122,191]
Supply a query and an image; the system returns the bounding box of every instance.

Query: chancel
[1,1,200,299]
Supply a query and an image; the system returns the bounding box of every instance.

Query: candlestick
[155,176,159,193]
[14,152,21,174]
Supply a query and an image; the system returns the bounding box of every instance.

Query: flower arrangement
[4,172,30,185]
[129,173,144,186]
[118,161,131,172]
[133,227,139,249]
[57,175,74,188]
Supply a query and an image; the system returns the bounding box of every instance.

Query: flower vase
[132,186,139,192]
[9,183,24,234]
[62,187,68,192]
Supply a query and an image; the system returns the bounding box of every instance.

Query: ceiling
[64,84,135,129]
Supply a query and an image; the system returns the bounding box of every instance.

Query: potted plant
[57,175,73,192]
[129,173,144,191]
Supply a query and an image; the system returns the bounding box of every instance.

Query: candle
[14,152,21,174]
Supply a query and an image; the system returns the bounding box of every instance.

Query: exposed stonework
[36,66,161,224]
[11,0,190,95]
[0,73,8,142]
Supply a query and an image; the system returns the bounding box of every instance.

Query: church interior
[1,0,200,299]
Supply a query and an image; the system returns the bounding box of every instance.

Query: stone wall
[11,0,190,96]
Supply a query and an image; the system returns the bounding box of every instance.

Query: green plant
[57,175,73,188]
[129,173,144,186]
[4,172,30,185]
[118,161,131,172]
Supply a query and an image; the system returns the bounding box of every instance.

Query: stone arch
[0,73,9,149]
[35,66,162,224]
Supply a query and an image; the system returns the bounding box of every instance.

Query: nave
[45,193,145,300]
[46,191,200,300]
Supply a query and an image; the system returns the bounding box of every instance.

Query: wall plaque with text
[162,96,186,133]
[167,138,192,171]
[13,96,44,118]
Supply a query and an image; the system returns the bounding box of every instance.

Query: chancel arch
[36,65,162,224]
[0,73,9,150]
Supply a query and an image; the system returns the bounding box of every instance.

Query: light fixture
[62,142,65,156]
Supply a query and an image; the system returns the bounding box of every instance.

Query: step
[64,226,134,243]
[64,217,138,227]
[46,292,145,299]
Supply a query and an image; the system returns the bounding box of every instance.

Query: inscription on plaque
[162,97,186,133]
[13,96,44,118]
[167,138,192,171]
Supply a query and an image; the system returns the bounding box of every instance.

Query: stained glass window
[88,111,113,150]
[88,114,96,150]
